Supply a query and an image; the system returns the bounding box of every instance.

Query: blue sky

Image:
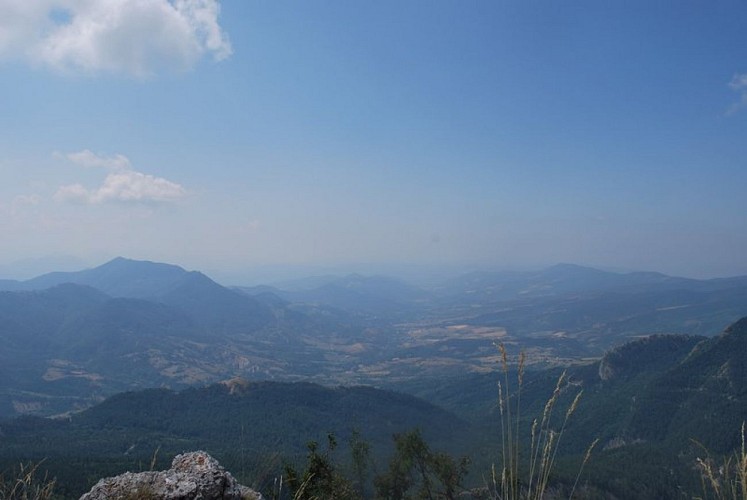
[1,1,746,281]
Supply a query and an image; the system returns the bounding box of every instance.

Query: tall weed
[694,422,747,500]
[488,344,596,500]
[0,461,55,500]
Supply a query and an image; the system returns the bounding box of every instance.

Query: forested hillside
[0,379,469,498]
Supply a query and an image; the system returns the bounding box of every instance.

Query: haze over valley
[2,1,747,498]
[2,257,746,420]
[2,257,747,498]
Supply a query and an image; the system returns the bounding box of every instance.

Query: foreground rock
[80,451,264,499]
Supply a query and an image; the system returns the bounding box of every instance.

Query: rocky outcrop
[80,451,263,500]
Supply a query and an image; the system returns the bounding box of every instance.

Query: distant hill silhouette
[441,263,747,302]
[2,257,747,426]
[21,257,192,298]
[239,273,431,316]
[3,257,275,333]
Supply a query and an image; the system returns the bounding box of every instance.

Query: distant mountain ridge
[0,258,294,418]
[2,257,747,422]
[238,273,431,317]
[0,257,275,331]
[442,263,747,302]
[431,263,747,356]
[15,257,210,299]
[4,258,746,305]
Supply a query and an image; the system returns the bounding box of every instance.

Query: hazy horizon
[1,253,745,288]
[2,2,746,282]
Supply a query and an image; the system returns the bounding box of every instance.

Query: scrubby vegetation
[280,430,469,500]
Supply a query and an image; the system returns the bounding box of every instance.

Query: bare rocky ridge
[80,451,263,500]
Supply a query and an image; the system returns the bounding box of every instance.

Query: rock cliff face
[80,451,263,500]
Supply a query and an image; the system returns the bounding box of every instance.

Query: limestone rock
[80,451,263,500]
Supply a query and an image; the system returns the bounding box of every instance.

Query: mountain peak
[722,316,747,338]
[97,257,187,273]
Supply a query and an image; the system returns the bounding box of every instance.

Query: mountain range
[2,257,747,420]
[237,273,430,318]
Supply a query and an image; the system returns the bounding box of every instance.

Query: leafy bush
[374,429,469,500]
[283,434,359,500]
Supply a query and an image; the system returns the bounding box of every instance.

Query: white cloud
[0,0,231,77]
[66,149,132,169]
[728,73,747,114]
[13,194,41,206]
[55,150,187,204]
[54,183,90,203]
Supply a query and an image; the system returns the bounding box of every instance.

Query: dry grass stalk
[0,461,55,500]
[490,344,591,500]
[568,438,599,499]
[694,422,747,500]
[150,445,161,471]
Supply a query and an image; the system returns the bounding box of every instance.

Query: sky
[1,0,746,282]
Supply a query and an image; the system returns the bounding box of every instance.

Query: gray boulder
[80,451,263,499]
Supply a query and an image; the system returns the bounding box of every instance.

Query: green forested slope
[0,380,469,498]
